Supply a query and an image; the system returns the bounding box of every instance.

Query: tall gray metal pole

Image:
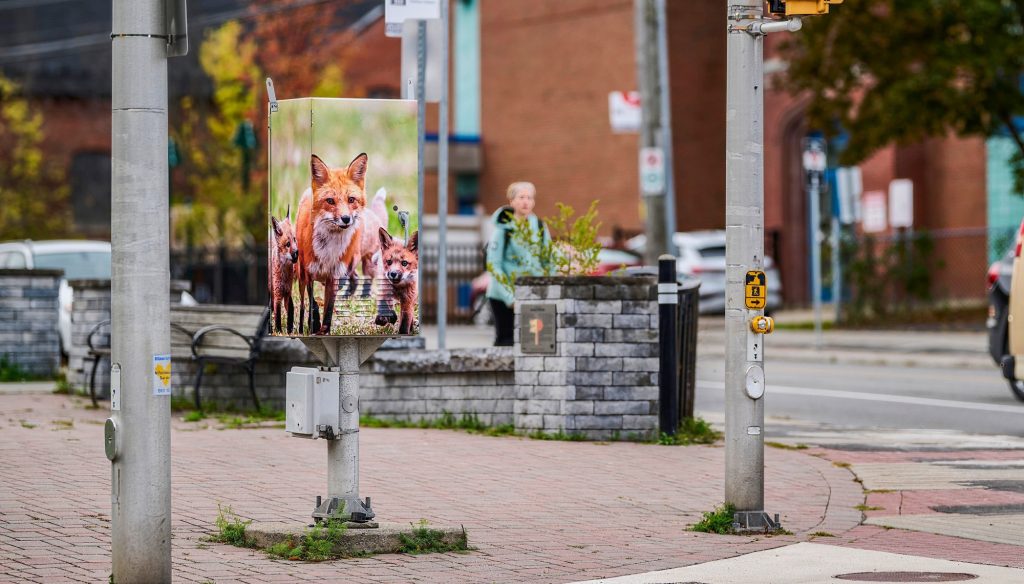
[810,170,824,346]
[655,0,677,255]
[725,0,769,531]
[437,0,449,349]
[110,0,172,579]
[635,0,669,266]
[417,20,426,335]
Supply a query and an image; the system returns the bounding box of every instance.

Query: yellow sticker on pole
[153,354,171,396]
[745,271,767,309]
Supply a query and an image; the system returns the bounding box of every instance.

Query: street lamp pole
[110,0,172,579]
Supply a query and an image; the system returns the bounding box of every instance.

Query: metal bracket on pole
[266,77,278,114]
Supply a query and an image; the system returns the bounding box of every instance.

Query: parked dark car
[987,220,1024,401]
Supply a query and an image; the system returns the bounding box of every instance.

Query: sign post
[803,137,826,348]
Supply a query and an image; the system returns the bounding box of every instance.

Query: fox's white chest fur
[300,189,360,281]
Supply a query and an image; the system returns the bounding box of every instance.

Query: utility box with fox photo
[268,98,420,337]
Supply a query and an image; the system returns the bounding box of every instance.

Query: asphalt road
[695,357,1024,437]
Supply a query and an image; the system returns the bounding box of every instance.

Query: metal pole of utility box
[110,0,172,580]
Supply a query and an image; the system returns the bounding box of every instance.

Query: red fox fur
[296,153,368,335]
[269,206,298,334]
[374,227,418,335]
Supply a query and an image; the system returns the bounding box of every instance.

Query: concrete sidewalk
[2,393,1023,583]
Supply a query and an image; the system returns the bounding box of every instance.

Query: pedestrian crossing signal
[745,271,767,310]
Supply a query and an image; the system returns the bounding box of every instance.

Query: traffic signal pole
[635,0,669,265]
[724,1,800,532]
[110,0,172,579]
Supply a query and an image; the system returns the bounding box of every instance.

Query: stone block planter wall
[0,269,62,378]
[67,279,112,394]
[513,276,660,440]
[359,348,515,426]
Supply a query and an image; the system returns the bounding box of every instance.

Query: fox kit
[269,206,299,334]
[296,153,368,335]
[374,227,418,335]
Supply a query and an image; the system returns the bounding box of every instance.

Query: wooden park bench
[86,305,270,411]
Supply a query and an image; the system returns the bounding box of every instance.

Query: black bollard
[658,255,680,437]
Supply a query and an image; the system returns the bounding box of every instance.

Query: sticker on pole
[152,354,171,396]
[745,271,767,309]
[639,147,665,195]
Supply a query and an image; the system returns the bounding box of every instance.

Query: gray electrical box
[286,367,316,436]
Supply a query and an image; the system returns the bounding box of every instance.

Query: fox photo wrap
[268,98,420,337]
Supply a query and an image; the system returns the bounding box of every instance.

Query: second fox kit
[296,153,368,335]
[269,206,298,334]
[374,227,419,335]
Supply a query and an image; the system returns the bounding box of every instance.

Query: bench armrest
[87,320,111,352]
[191,324,255,359]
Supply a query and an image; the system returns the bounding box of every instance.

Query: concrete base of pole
[245,521,468,556]
[732,510,782,534]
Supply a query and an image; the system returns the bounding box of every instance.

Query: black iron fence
[419,244,487,325]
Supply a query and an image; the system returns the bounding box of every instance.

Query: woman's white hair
[506,181,536,202]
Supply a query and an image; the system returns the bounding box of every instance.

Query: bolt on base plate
[312,495,375,525]
[732,510,782,534]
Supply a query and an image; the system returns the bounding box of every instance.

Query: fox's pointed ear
[271,215,282,237]
[347,153,368,188]
[408,231,418,253]
[378,226,393,250]
[285,204,291,221]
[311,155,330,188]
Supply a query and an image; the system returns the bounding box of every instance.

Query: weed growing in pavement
[52,419,74,429]
[855,504,884,512]
[656,417,721,446]
[398,520,468,555]
[183,411,206,423]
[765,441,808,450]
[810,531,835,537]
[19,420,35,429]
[689,503,737,534]
[865,489,893,493]
[210,505,253,548]
[833,461,851,468]
[267,517,347,561]
[52,374,73,395]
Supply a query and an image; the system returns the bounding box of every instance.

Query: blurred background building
[0,0,1009,314]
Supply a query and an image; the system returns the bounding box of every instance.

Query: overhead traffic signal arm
[768,0,843,16]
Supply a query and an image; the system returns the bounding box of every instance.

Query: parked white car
[626,230,782,314]
[0,240,112,358]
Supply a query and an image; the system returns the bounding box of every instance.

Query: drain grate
[834,572,978,582]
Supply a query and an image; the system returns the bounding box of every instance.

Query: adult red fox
[296,153,368,335]
[269,206,298,334]
[374,227,419,335]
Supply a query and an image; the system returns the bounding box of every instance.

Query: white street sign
[640,147,665,195]
[609,90,641,133]
[400,19,441,103]
[889,179,914,229]
[802,139,827,172]
[385,0,440,38]
[862,190,888,233]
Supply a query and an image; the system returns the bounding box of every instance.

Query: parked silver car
[626,230,782,314]
[0,240,112,358]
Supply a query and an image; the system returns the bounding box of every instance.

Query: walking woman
[485,182,550,346]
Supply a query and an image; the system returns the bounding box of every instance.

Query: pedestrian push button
[750,315,775,335]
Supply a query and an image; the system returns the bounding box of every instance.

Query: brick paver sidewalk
[2,392,996,583]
